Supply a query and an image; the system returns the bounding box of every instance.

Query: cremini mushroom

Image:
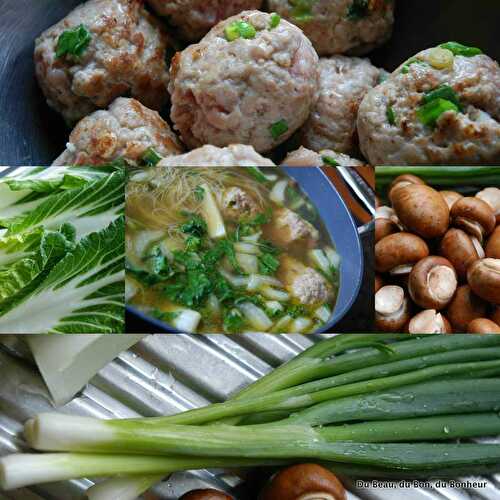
[476,187,500,224]
[439,228,484,280]
[375,206,401,242]
[446,285,488,332]
[408,256,457,309]
[450,197,496,244]
[375,232,429,275]
[467,258,500,304]
[259,464,346,500]
[486,226,500,259]
[388,174,426,201]
[180,490,233,500]
[390,183,450,239]
[440,190,463,210]
[375,285,410,332]
[375,274,384,293]
[408,310,452,334]
[467,318,500,334]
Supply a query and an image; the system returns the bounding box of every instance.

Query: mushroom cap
[486,226,500,259]
[180,490,233,500]
[391,184,450,239]
[451,197,496,242]
[375,285,410,332]
[467,258,500,304]
[375,232,429,273]
[408,310,452,334]
[446,284,488,332]
[467,318,500,334]
[476,187,500,223]
[259,464,346,500]
[388,174,426,200]
[408,256,457,310]
[439,228,483,280]
[375,218,400,243]
[440,190,464,210]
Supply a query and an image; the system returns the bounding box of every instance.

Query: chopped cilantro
[258,253,280,275]
[56,24,91,58]
[223,309,245,333]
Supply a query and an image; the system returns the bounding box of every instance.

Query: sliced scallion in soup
[126,167,340,333]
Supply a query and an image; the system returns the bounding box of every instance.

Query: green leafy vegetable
[180,213,207,238]
[141,148,162,167]
[56,24,91,58]
[347,0,369,20]
[269,119,289,140]
[440,42,483,57]
[223,308,244,333]
[416,98,459,127]
[194,185,205,201]
[151,309,180,324]
[258,253,280,275]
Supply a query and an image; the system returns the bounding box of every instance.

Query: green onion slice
[290,0,317,22]
[224,20,257,41]
[421,84,463,112]
[270,119,289,140]
[56,24,91,58]
[439,42,483,57]
[416,98,459,127]
[322,156,339,166]
[141,147,162,166]
[386,105,396,125]
[269,13,281,29]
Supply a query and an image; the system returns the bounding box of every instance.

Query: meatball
[53,98,183,165]
[220,187,259,221]
[169,10,319,153]
[282,147,364,166]
[146,0,263,42]
[357,45,500,165]
[301,56,380,154]
[34,0,172,124]
[157,144,275,166]
[267,0,394,56]
[267,207,319,248]
[279,255,332,306]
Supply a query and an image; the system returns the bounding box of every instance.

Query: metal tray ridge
[1,334,500,500]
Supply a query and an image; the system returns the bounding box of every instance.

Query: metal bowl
[127,167,364,333]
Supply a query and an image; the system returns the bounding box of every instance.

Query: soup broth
[126,167,340,333]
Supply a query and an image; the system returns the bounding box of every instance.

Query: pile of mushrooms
[375,174,500,334]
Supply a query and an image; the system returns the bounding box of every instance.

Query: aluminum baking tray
[1,334,499,500]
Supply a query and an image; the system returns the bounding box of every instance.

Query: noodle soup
[126,167,340,333]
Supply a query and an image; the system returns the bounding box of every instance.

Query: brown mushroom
[476,187,500,224]
[375,274,384,293]
[467,318,500,334]
[450,197,496,244]
[375,285,410,332]
[180,490,233,500]
[408,310,453,334]
[446,284,488,332]
[388,174,426,201]
[375,206,402,242]
[467,258,500,304]
[439,228,484,280]
[408,256,457,310]
[375,233,429,274]
[440,190,463,210]
[390,184,450,239]
[259,464,346,500]
[486,226,500,259]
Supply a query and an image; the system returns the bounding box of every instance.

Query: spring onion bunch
[2,334,500,498]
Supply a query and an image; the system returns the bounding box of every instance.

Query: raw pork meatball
[147,0,263,41]
[279,256,332,306]
[35,0,172,124]
[282,147,364,166]
[267,0,394,56]
[169,10,319,153]
[157,144,275,166]
[357,44,500,165]
[301,56,380,154]
[53,98,183,165]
